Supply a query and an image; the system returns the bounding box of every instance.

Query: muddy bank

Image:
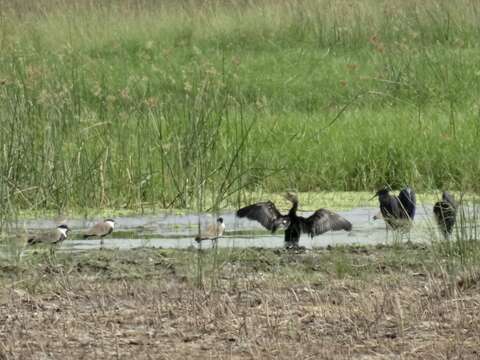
[0,246,479,359]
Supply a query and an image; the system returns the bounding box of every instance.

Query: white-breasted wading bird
[83,219,115,247]
[195,217,225,245]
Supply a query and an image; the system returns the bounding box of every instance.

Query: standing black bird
[236,193,352,248]
[433,191,457,239]
[373,186,416,230]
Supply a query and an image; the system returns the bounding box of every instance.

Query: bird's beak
[369,193,378,201]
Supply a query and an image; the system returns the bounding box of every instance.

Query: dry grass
[0,248,479,359]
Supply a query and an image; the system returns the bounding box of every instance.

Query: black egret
[28,224,70,246]
[433,191,457,239]
[373,186,416,230]
[195,217,225,244]
[236,193,352,248]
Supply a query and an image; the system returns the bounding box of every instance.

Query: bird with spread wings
[236,193,352,248]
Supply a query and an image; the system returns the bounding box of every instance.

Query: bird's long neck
[379,194,398,216]
[57,227,68,238]
[288,200,298,217]
[379,194,392,206]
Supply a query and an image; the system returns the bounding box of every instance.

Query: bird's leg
[406,226,412,244]
[100,237,104,250]
[48,246,58,264]
[285,238,300,250]
[284,235,296,249]
[393,229,403,247]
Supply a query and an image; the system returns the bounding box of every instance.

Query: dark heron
[236,193,352,248]
[195,217,225,245]
[373,186,416,230]
[433,191,457,239]
[28,224,70,246]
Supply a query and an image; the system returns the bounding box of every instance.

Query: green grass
[1,0,480,220]
[0,242,464,296]
[0,245,430,287]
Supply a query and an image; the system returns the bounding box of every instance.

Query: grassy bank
[1,0,480,218]
[1,245,480,358]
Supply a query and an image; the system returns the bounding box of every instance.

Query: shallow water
[6,205,445,252]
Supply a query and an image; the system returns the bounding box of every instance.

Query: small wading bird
[236,193,352,248]
[372,186,416,230]
[27,224,70,249]
[83,219,116,247]
[433,191,458,239]
[195,217,225,245]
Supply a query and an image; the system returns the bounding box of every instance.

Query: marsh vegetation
[1,0,480,221]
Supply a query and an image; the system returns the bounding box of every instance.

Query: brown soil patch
[0,248,479,359]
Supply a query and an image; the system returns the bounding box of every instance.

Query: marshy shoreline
[1,0,480,357]
[1,244,479,359]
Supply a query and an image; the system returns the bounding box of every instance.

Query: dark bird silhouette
[28,224,70,246]
[84,219,115,247]
[195,217,225,244]
[398,187,416,219]
[433,191,457,239]
[236,193,352,248]
[373,186,416,230]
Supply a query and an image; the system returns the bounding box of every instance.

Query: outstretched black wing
[398,187,416,219]
[302,209,352,237]
[236,201,288,233]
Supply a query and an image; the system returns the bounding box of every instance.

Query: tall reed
[0,0,479,216]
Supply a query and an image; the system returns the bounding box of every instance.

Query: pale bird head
[284,192,298,203]
[57,224,70,236]
[104,219,116,228]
